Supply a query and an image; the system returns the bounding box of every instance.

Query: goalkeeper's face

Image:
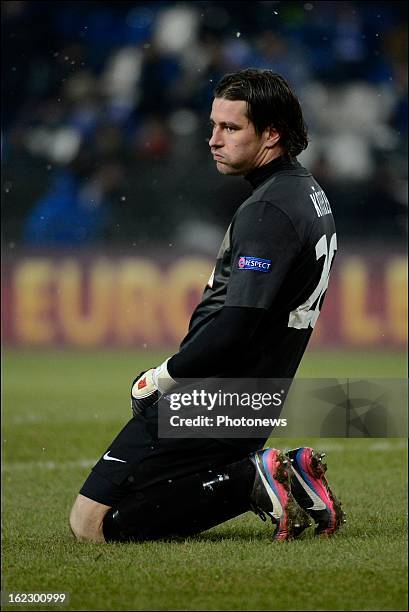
[208,98,282,176]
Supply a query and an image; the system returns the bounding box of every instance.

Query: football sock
[103,456,255,542]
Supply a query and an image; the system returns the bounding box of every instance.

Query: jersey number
[288,233,337,329]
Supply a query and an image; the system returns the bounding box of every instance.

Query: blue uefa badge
[238,256,272,272]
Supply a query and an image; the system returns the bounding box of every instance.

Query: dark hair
[214,68,308,157]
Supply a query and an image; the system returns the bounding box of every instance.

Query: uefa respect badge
[238,256,272,272]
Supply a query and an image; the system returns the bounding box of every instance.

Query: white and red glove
[131,359,176,417]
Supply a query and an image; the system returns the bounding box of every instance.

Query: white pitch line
[1,441,407,473]
[1,459,95,472]
[6,414,116,425]
[280,440,407,453]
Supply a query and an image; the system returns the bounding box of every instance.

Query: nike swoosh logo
[292,468,326,511]
[255,455,283,520]
[103,451,127,463]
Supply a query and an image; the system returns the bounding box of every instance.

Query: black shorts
[80,405,264,506]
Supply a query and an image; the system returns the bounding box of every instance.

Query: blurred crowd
[2,0,407,251]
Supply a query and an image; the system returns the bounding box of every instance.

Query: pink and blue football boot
[286,447,346,537]
[250,448,311,541]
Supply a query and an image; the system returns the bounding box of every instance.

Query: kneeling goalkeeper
[70,69,345,543]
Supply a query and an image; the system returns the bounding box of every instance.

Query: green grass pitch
[1,349,407,611]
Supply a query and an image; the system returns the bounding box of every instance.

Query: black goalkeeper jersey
[177,155,337,379]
